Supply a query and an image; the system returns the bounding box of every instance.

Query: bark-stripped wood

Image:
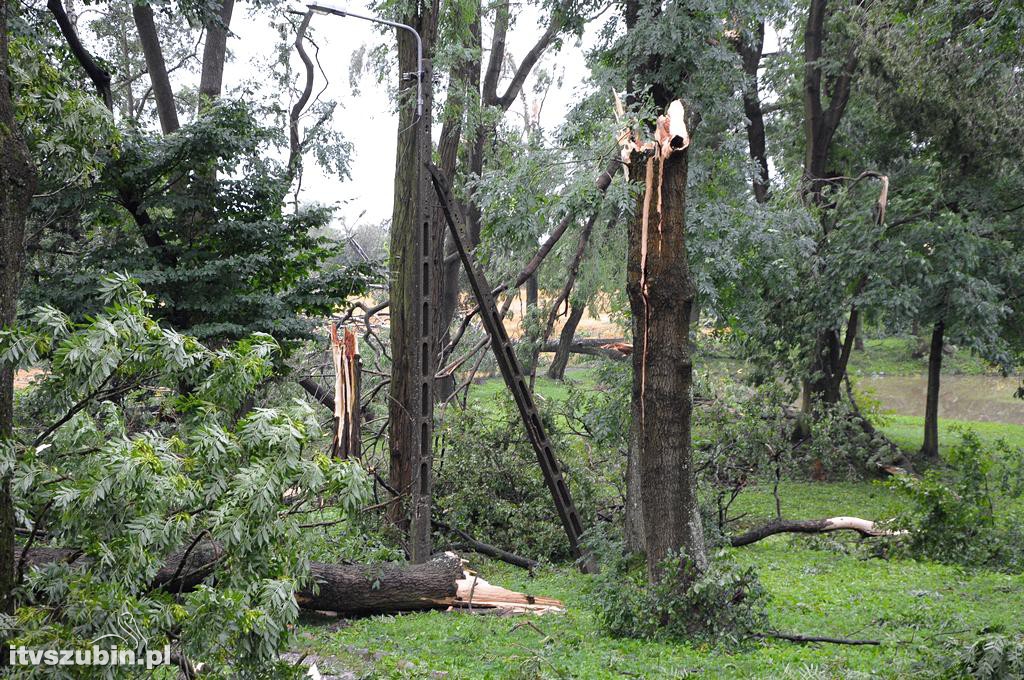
[330,325,361,459]
[730,516,900,547]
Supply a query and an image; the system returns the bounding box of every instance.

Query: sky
[224,1,600,231]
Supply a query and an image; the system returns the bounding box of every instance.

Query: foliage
[1,276,371,676]
[586,530,767,644]
[886,428,1024,571]
[938,632,1024,680]
[21,100,377,348]
[694,381,794,531]
[433,392,598,562]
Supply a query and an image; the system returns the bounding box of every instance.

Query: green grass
[848,337,993,376]
[297,491,1024,678]
[880,414,1024,456]
[292,346,1024,678]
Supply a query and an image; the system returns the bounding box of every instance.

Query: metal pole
[306,3,423,117]
[305,6,437,562]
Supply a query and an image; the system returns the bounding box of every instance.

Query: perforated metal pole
[407,58,439,562]
[306,6,437,562]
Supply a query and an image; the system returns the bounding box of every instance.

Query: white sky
[225,1,598,230]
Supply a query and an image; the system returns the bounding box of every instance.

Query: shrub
[1,276,370,677]
[886,428,1024,570]
[922,632,1024,679]
[587,531,768,643]
[950,633,1024,679]
[433,392,598,562]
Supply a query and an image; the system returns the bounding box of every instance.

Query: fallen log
[730,516,898,547]
[538,339,631,361]
[14,546,560,615]
[17,544,461,613]
[753,631,881,646]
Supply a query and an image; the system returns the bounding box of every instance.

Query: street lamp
[302,3,437,564]
[306,3,424,118]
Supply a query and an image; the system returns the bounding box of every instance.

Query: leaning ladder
[426,162,594,572]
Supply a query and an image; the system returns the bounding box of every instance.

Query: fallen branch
[730,516,898,547]
[299,377,335,412]
[538,338,631,361]
[754,631,880,646]
[435,520,539,571]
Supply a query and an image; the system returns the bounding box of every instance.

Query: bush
[587,531,768,643]
[1,276,370,677]
[887,428,1024,571]
[921,632,1024,679]
[433,392,598,562]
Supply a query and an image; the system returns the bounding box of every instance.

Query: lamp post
[305,4,438,563]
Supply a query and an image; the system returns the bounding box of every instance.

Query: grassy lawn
[848,337,994,376]
[298,481,1024,678]
[880,414,1024,455]
[292,347,1024,678]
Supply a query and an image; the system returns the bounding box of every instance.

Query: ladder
[426,162,594,572]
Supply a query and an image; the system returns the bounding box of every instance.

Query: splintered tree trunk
[627,147,707,580]
[921,319,945,460]
[546,301,585,380]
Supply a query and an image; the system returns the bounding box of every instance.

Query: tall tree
[799,0,862,407]
[1,0,38,617]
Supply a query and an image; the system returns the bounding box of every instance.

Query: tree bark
[132,2,179,134]
[624,393,645,554]
[627,146,707,580]
[198,0,234,104]
[546,302,585,380]
[1,0,38,618]
[47,0,113,110]
[735,21,769,203]
[921,319,944,460]
[435,11,480,400]
[15,545,464,615]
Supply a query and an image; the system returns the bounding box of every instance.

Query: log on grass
[730,516,898,547]
[301,556,463,614]
[16,544,464,614]
[538,338,631,361]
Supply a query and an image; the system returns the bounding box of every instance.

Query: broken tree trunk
[330,325,361,459]
[15,546,561,615]
[625,101,708,580]
[730,516,898,547]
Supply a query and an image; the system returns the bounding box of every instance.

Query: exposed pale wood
[730,516,901,547]
[15,546,561,615]
[441,571,563,613]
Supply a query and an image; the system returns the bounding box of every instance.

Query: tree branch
[47,0,113,110]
